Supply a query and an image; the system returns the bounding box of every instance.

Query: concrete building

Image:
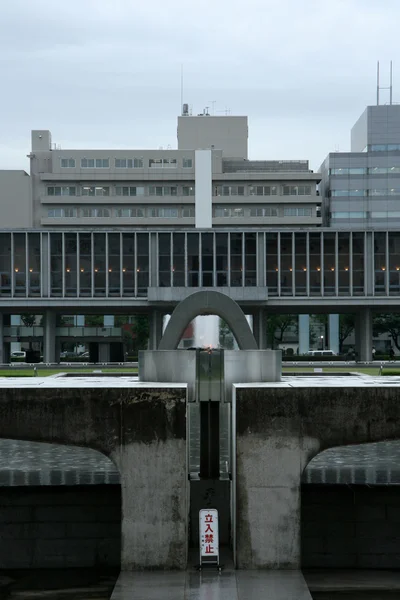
[0,170,32,228]
[28,114,321,230]
[320,104,400,229]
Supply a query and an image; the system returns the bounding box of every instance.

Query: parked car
[305,350,337,357]
[11,351,26,358]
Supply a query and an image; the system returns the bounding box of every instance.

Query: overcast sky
[0,0,399,171]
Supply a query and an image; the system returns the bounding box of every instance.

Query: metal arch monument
[158,290,258,350]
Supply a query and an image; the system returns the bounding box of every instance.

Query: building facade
[320,105,400,229]
[28,115,321,230]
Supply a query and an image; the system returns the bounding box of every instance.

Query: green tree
[20,314,36,327]
[133,315,149,354]
[85,315,104,327]
[266,315,297,349]
[338,314,355,353]
[373,314,400,351]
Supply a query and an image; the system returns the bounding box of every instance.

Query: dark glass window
[173,234,185,287]
[13,233,26,297]
[352,233,365,296]
[280,233,293,295]
[245,233,257,286]
[323,233,336,296]
[230,233,242,287]
[50,233,62,297]
[28,234,41,297]
[93,233,106,297]
[294,233,307,295]
[122,234,135,296]
[79,233,91,297]
[201,233,213,287]
[374,232,387,295]
[64,233,77,297]
[159,233,171,287]
[216,234,228,286]
[338,233,350,296]
[389,232,400,295]
[187,234,199,287]
[136,234,149,297]
[265,233,278,295]
[309,233,321,296]
[108,233,121,297]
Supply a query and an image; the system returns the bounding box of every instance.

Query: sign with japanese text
[199,509,219,565]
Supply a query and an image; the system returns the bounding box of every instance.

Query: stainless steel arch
[158,290,258,350]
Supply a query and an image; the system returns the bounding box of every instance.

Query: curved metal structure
[158,290,258,350]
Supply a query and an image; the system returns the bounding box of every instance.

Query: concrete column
[298,315,310,354]
[148,311,163,350]
[0,314,4,363]
[328,314,340,355]
[252,309,268,349]
[43,310,57,363]
[3,315,10,363]
[10,315,21,354]
[355,307,373,361]
[98,343,110,362]
[195,150,212,229]
[110,390,187,570]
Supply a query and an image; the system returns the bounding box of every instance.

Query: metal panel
[223,350,281,402]
[197,349,224,402]
[139,350,197,402]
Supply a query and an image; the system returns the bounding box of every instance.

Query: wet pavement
[110,570,312,600]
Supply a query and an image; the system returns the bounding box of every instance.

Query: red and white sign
[199,509,219,565]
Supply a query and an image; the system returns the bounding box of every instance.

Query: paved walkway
[110,570,312,599]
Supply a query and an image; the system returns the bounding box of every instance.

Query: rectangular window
[61,158,75,168]
[331,190,366,197]
[183,158,193,168]
[64,208,77,217]
[116,208,132,217]
[115,158,143,168]
[369,167,388,174]
[115,186,144,196]
[47,186,76,196]
[149,158,177,168]
[284,207,312,217]
[182,207,195,217]
[182,186,195,196]
[48,209,63,217]
[369,189,387,196]
[82,186,110,196]
[81,158,109,168]
[282,185,311,195]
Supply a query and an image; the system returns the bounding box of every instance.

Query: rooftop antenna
[180,64,184,114]
[208,100,216,115]
[376,60,393,105]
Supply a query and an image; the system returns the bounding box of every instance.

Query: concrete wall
[0,384,187,570]
[0,485,120,569]
[177,115,248,158]
[0,170,32,227]
[234,384,400,570]
[302,484,400,569]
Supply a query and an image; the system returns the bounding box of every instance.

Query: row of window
[5,230,400,298]
[369,144,400,152]
[47,207,196,218]
[213,206,313,217]
[330,167,400,175]
[332,211,400,220]
[60,157,193,169]
[47,184,314,198]
[214,185,313,196]
[46,205,314,219]
[331,188,400,197]
[47,185,196,197]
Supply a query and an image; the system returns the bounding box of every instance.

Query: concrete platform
[304,569,400,592]
[110,570,312,599]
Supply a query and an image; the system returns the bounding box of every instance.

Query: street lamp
[320,335,324,350]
